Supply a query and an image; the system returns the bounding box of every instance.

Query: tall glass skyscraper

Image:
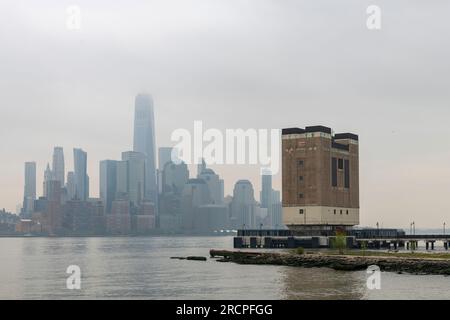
[122,151,146,206]
[100,160,117,214]
[133,94,157,211]
[73,148,88,201]
[260,170,272,209]
[66,171,76,200]
[52,147,65,186]
[23,161,36,216]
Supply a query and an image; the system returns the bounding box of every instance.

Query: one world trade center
[133,93,158,214]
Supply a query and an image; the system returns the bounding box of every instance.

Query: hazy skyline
[1,1,450,228]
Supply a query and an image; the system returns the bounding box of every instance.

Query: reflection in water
[0,237,449,299]
[281,267,366,300]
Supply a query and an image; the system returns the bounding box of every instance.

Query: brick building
[282,126,359,235]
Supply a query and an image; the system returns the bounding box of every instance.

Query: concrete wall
[283,206,359,226]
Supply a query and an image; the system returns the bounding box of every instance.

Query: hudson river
[0,236,449,299]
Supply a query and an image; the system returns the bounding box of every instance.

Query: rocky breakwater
[209,250,450,275]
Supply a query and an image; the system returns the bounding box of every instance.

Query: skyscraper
[197,166,224,205]
[158,147,174,194]
[122,151,146,206]
[161,161,189,195]
[260,170,272,209]
[66,171,76,200]
[23,162,36,216]
[43,163,53,198]
[181,179,212,230]
[158,147,174,171]
[230,180,257,229]
[133,94,157,210]
[52,147,65,186]
[269,190,282,229]
[73,148,88,201]
[100,160,117,214]
[115,160,128,197]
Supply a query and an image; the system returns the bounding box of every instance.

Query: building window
[297,160,304,166]
[338,158,344,170]
[334,209,336,215]
[299,209,304,214]
[299,176,303,182]
[298,193,304,199]
[331,158,338,187]
[344,159,350,188]
[346,210,349,215]
[340,210,343,215]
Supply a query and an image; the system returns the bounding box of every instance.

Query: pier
[354,234,450,251]
[233,229,450,250]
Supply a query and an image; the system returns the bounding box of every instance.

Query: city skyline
[1,1,450,229]
[2,91,450,230]
[7,92,283,235]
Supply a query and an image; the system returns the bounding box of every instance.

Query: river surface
[0,236,449,299]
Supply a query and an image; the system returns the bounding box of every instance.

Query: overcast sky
[1,0,449,228]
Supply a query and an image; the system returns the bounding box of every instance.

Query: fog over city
[1,0,450,228]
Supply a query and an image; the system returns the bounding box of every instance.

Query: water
[0,236,449,300]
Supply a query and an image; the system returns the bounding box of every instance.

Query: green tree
[332,231,347,255]
[361,241,368,256]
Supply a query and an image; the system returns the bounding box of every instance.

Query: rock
[209,249,450,276]
[186,256,207,261]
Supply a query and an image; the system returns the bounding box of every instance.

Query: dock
[233,229,450,250]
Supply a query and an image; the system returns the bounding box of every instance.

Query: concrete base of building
[283,206,359,226]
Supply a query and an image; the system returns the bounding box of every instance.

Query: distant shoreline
[0,233,236,238]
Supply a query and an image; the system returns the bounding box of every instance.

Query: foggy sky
[1,0,450,228]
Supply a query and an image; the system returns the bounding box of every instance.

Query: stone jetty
[210,250,450,275]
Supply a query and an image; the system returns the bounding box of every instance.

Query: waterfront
[0,236,449,300]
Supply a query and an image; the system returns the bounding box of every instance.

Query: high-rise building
[260,170,272,209]
[115,160,128,197]
[42,180,62,235]
[66,171,76,200]
[181,179,212,230]
[23,162,36,216]
[158,147,174,194]
[282,126,359,233]
[133,94,157,210]
[197,166,224,205]
[122,151,145,206]
[269,190,282,229]
[230,180,257,229]
[158,147,174,171]
[43,163,53,198]
[52,147,65,186]
[159,160,189,231]
[161,161,189,195]
[45,180,62,202]
[73,148,88,201]
[197,158,206,177]
[100,160,117,214]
